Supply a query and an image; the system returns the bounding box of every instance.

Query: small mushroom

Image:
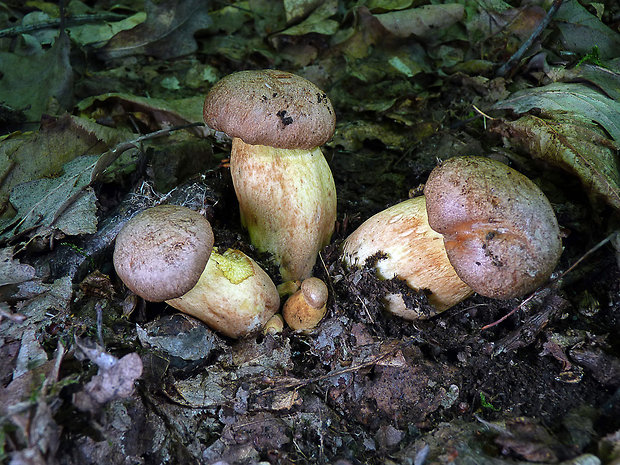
[203,69,337,281]
[263,313,285,335]
[342,196,473,318]
[282,277,328,330]
[113,205,279,338]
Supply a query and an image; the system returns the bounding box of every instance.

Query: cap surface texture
[113,205,214,302]
[203,69,335,149]
[424,156,562,299]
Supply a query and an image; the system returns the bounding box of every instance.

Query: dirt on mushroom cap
[203,69,336,150]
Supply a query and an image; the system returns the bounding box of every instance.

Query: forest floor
[1,1,619,464]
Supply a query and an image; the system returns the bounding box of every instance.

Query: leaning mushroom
[113,205,280,338]
[203,69,337,282]
[342,196,473,319]
[343,156,563,318]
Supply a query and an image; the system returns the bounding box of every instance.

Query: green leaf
[493,112,620,212]
[1,155,100,240]
[492,82,620,142]
[554,0,620,59]
[0,32,72,123]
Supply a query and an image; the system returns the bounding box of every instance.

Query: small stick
[496,0,564,77]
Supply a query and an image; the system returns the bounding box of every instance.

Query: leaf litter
[0,0,619,464]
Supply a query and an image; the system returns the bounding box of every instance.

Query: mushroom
[342,156,563,318]
[203,69,337,282]
[424,156,562,299]
[113,205,280,338]
[342,196,473,319]
[282,277,329,330]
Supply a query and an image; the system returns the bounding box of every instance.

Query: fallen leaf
[1,155,100,241]
[0,32,73,124]
[73,340,143,413]
[76,93,208,136]
[97,0,212,60]
[554,0,620,59]
[546,63,620,101]
[279,0,339,36]
[492,82,620,142]
[374,4,465,39]
[67,12,146,46]
[492,112,620,211]
[0,247,35,286]
[0,114,132,219]
[283,0,323,24]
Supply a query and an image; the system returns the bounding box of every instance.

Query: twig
[258,339,415,394]
[482,231,618,330]
[496,0,564,77]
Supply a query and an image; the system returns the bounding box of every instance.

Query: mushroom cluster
[343,156,563,318]
[113,205,279,338]
[203,69,337,282]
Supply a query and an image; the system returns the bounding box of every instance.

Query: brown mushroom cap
[424,156,562,299]
[113,205,214,302]
[203,69,336,150]
[300,277,329,309]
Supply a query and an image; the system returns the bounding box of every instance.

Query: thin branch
[496,0,564,77]
[0,13,127,38]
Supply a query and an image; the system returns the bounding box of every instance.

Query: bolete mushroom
[342,156,563,318]
[113,205,280,338]
[203,69,337,282]
[424,156,562,299]
[342,196,473,319]
[282,277,329,330]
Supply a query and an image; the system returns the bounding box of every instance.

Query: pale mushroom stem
[230,137,337,282]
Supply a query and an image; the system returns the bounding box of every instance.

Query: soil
[48,114,620,464]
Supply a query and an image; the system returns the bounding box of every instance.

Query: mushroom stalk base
[342,196,473,318]
[230,138,336,282]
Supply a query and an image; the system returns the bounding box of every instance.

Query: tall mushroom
[203,69,337,282]
[113,205,280,338]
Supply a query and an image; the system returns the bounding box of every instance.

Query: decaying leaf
[97,0,212,60]
[374,4,465,39]
[0,114,132,219]
[493,82,620,142]
[67,12,147,46]
[492,112,620,211]
[546,64,620,101]
[278,0,339,36]
[73,339,143,413]
[0,155,100,241]
[76,93,208,137]
[0,247,35,286]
